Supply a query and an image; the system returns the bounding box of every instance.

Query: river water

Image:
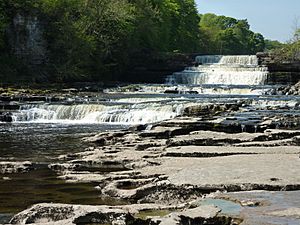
[0,55,299,222]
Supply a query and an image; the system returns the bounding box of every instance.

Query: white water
[195,55,222,64]
[219,55,259,66]
[8,55,272,125]
[166,55,269,85]
[138,85,268,95]
[105,84,271,96]
[12,103,185,124]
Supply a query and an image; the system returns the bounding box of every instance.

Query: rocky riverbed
[1,79,300,224]
[4,112,299,224]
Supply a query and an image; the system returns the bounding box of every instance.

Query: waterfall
[11,103,185,124]
[195,55,222,64]
[219,55,259,66]
[166,55,269,85]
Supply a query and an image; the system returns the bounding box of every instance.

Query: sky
[195,0,300,43]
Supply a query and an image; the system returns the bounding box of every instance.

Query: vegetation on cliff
[0,0,266,83]
[263,24,300,63]
[272,29,300,62]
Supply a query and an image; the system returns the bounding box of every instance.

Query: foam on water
[11,103,185,125]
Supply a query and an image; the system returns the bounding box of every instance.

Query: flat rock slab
[179,205,220,219]
[9,203,224,225]
[140,154,300,190]
[167,129,300,146]
[167,131,261,146]
[164,146,300,157]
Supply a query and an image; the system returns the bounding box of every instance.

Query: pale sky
[196,0,300,43]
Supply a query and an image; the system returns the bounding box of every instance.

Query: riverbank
[1,90,299,224]
[6,120,300,224]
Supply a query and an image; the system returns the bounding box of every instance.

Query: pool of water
[0,123,128,222]
[0,123,127,162]
[0,165,128,214]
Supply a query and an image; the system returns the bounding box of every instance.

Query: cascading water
[195,55,222,64]
[219,55,259,65]
[11,102,185,124]
[166,55,269,85]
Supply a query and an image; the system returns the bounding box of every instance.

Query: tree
[198,13,265,55]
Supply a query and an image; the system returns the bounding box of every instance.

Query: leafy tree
[265,40,285,51]
[129,0,200,52]
[0,1,271,83]
[199,13,265,55]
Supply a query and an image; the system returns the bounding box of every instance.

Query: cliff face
[257,52,300,84]
[7,13,47,67]
[122,53,197,83]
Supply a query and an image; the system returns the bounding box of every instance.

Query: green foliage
[199,13,265,55]
[0,1,269,83]
[284,28,300,61]
[0,2,7,50]
[269,29,300,63]
[129,0,200,52]
[264,39,285,51]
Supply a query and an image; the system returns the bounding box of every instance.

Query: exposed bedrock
[9,191,300,225]
[272,80,300,95]
[9,203,233,225]
[0,161,34,174]
[0,112,13,122]
[167,129,300,147]
[6,112,300,225]
[139,154,300,191]
[48,124,300,207]
[183,103,242,117]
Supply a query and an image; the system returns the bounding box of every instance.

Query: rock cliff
[7,12,47,67]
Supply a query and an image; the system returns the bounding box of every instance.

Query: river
[0,55,299,223]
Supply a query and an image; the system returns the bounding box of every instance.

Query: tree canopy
[0,1,268,83]
[198,13,265,55]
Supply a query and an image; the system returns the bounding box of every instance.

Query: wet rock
[271,81,300,95]
[0,104,20,110]
[233,137,299,147]
[10,203,131,225]
[101,178,158,199]
[164,90,198,95]
[166,131,260,147]
[9,203,187,225]
[180,205,221,219]
[183,103,242,117]
[164,146,300,158]
[152,205,232,225]
[167,129,300,147]
[140,126,190,139]
[83,131,131,145]
[0,112,13,122]
[10,203,233,225]
[55,120,300,204]
[0,161,33,174]
[164,90,181,94]
[61,88,79,93]
[58,171,107,183]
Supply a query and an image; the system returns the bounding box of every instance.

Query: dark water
[0,123,126,162]
[0,123,128,221]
